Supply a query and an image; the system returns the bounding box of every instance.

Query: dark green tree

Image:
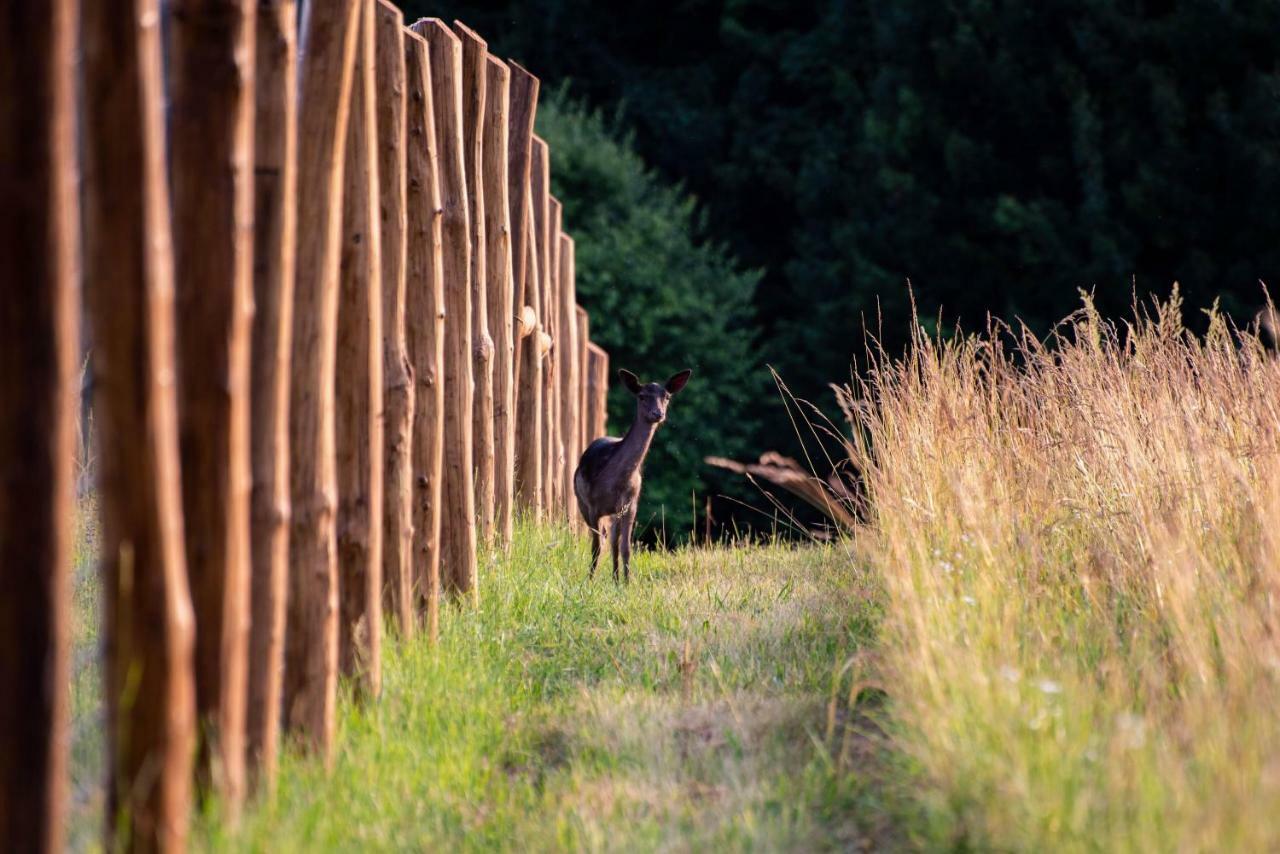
[537,94,763,540]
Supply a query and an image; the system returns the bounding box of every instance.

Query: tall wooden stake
[587,343,610,441]
[547,198,565,514]
[403,27,447,638]
[532,144,556,514]
[336,0,384,700]
[558,235,580,524]
[0,0,77,846]
[577,304,590,460]
[413,19,478,603]
[286,0,362,765]
[374,0,415,641]
[507,62,539,421]
[168,0,255,814]
[453,22,494,547]
[483,56,516,547]
[81,0,196,846]
[515,189,544,517]
[246,0,297,793]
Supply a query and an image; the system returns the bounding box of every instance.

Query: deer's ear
[665,369,692,395]
[619,369,642,396]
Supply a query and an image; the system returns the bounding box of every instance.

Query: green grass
[187,521,884,851]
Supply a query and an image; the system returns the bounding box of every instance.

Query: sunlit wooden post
[81,0,196,845]
[336,0,384,700]
[587,343,610,441]
[548,198,565,515]
[577,305,590,462]
[414,19,478,603]
[168,0,254,813]
[0,0,77,846]
[374,0,415,641]
[286,0,362,765]
[403,26,447,638]
[453,22,494,547]
[246,0,297,793]
[483,56,516,547]
[558,235,580,524]
[516,190,544,516]
[509,65,540,517]
[531,137,555,514]
[508,63,538,413]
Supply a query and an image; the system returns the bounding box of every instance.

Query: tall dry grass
[840,292,1280,850]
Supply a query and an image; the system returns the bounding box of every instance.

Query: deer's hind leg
[589,518,602,579]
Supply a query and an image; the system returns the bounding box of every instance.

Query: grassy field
[69,294,1280,851]
[168,526,885,851]
[839,294,1280,851]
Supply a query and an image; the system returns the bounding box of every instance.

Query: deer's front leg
[608,515,622,582]
[618,506,637,583]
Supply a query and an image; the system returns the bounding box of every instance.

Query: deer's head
[619,369,692,425]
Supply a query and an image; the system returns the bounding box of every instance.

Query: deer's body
[574,369,691,582]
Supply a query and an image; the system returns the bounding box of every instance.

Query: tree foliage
[411,0,1280,531]
[536,94,762,538]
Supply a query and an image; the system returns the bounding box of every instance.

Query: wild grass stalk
[841,291,1280,850]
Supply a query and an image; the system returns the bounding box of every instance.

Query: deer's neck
[612,415,659,480]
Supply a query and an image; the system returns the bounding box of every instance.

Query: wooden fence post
[453,23,494,547]
[576,305,590,463]
[0,0,77,846]
[558,235,580,524]
[531,138,556,514]
[413,19,478,603]
[507,63,539,322]
[587,343,610,442]
[375,0,415,642]
[81,0,196,845]
[169,0,254,813]
[516,189,544,516]
[548,198,565,514]
[483,56,516,547]
[507,63,538,414]
[246,0,297,793]
[286,0,362,764]
[403,26,447,638]
[336,0,384,700]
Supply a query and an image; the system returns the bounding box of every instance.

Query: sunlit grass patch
[192,522,883,851]
[842,292,1280,851]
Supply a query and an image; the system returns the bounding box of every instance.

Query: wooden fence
[0,2,608,850]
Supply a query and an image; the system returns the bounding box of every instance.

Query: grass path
[196,523,883,851]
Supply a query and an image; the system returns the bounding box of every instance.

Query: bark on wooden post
[576,305,590,461]
[336,0,384,700]
[81,0,197,845]
[0,0,77,846]
[509,64,539,514]
[548,198,565,514]
[453,22,494,546]
[286,0,362,764]
[403,27,447,639]
[168,0,254,813]
[374,0,415,642]
[483,56,516,547]
[558,236,580,524]
[507,63,539,414]
[531,138,555,514]
[413,19,478,603]
[515,190,544,517]
[587,343,610,441]
[246,0,297,792]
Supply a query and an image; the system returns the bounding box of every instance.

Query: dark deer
[574,368,692,582]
